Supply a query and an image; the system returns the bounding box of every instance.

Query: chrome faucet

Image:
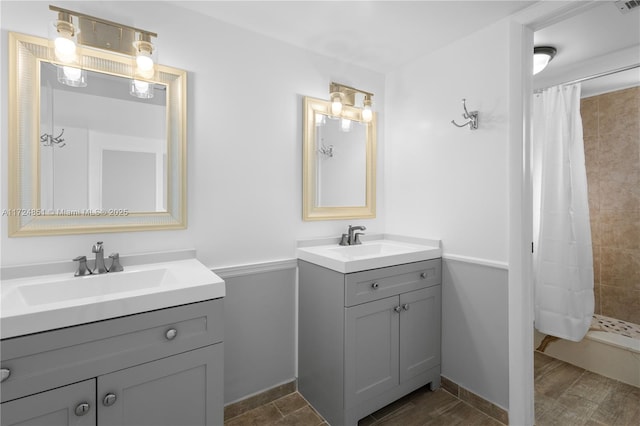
[92,241,108,274]
[347,225,366,245]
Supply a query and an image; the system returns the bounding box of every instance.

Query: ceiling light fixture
[48,5,158,97]
[329,82,375,123]
[533,46,557,75]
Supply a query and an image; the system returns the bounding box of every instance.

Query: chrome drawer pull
[402,303,410,311]
[0,368,10,382]
[420,272,427,279]
[103,393,117,407]
[371,282,379,289]
[393,306,402,313]
[75,402,90,416]
[165,328,178,340]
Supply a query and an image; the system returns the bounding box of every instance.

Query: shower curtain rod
[535,63,640,92]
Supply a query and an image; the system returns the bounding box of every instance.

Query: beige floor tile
[225,403,282,426]
[273,392,308,417]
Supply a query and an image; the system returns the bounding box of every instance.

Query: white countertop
[297,234,442,273]
[1,258,225,339]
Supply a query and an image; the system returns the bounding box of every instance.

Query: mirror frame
[302,96,376,221]
[8,32,187,236]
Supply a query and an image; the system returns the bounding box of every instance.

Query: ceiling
[168,0,536,73]
[534,1,640,97]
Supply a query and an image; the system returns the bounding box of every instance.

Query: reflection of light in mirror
[57,66,87,87]
[341,118,352,132]
[315,113,326,126]
[130,80,154,99]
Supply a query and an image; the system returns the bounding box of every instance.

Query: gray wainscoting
[441,257,509,410]
[215,260,298,405]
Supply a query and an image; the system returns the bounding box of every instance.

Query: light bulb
[136,53,154,72]
[331,100,343,116]
[55,36,76,63]
[362,105,372,122]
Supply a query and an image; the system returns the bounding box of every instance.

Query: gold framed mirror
[302,96,376,220]
[8,32,187,236]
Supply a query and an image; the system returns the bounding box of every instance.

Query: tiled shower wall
[581,86,640,324]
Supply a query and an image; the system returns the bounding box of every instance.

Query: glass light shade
[330,92,344,116]
[533,47,556,75]
[49,19,80,65]
[533,54,551,75]
[130,79,154,99]
[133,39,157,80]
[362,105,373,122]
[57,65,87,87]
[340,118,352,132]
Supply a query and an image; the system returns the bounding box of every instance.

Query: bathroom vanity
[0,257,224,426]
[297,237,442,426]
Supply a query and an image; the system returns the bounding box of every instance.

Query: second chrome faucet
[340,225,366,246]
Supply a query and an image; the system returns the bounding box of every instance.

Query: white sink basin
[297,238,441,273]
[16,268,172,306]
[1,258,225,339]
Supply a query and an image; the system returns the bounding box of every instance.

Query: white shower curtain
[532,83,594,342]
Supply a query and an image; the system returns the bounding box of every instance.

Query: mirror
[302,96,376,220]
[8,32,187,236]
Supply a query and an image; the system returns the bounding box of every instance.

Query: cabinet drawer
[345,260,441,307]
[0,298,222,403]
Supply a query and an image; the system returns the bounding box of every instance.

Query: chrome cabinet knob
[402,303,410,311]
[103,393,117,407]
[393,306,402,313]
[1,368,10,382]
[420,272,427,279]
[75,402,90,416]
[165,328,178,340]
[371,282,379,289]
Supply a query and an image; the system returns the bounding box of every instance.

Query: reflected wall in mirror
[303,96,376,220]
[8,32,187,236]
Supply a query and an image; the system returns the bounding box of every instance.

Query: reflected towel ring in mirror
[451,98,479,130]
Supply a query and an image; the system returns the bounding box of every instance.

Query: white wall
[0,0,385,404]
[385,19,513,409]
[0,0,386,267]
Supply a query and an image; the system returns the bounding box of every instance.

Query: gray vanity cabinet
[98,344,222,426]
[1,379,96,426]
[0,299,223,426]
[299,259,442,426]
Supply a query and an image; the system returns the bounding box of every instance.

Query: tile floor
[534,351,640,426]
[224,353,640,426]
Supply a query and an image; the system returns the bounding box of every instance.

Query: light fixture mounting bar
[49,5,157,37]
[330,82,374,98]
[49,4,157,58]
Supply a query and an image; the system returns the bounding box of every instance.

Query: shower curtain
[532,83,594,342]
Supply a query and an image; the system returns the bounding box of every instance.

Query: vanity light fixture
[329,82,375,123]
[533,46,557,75]
[48,5,158,97]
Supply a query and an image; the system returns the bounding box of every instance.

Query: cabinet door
[399,286,441,383]
[98,344,223,426]
[1,379,95,426]
[345,296,399,405]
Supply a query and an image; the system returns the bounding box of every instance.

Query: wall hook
[451,99,479,130]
